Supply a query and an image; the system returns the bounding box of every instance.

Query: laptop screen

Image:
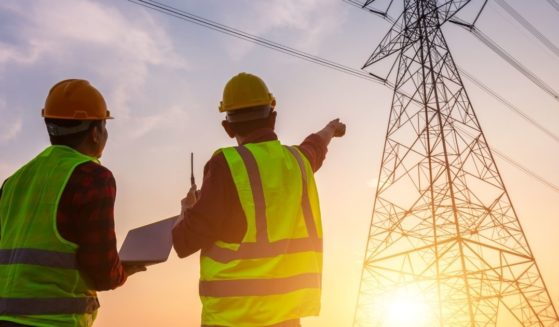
[119,216,179,266]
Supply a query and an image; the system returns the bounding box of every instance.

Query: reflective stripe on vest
[0,248,77,269]
[203,238,322,263]
[199,273,321,297]
[200,145,321,297]
[0,297,99,315]
[237,146,268,243]
[286,146,318,239]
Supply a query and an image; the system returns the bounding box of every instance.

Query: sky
[0,0,558,326]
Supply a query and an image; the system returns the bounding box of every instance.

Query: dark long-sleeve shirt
[0,161,127,291]
[172,128,328,258]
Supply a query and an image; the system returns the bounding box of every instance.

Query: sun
[379,287,433,327]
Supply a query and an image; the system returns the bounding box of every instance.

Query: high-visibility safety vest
[200,140,323,327]
[0,145,100,327]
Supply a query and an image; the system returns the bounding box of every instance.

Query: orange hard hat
[42,79,113,120]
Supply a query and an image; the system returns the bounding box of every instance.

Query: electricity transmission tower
[353,0,559,326]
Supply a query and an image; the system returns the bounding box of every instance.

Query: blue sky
[1,1,558,325]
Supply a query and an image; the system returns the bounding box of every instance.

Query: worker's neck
[74,143,101,159]
[235,135,248,146]
[234,127,274,145]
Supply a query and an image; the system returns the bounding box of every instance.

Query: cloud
[0,98,22,143]
[0,1,187,67]
[124,105,189,141]
[0,5,48,66]
[0,162,18,182]
[0,41,44,66]
[220,0,347,60]
[0,0,189,127]
[0,119,22,143]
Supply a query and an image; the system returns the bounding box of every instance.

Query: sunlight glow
[380,288,433,327]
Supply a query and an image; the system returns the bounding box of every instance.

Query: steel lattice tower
[353,0,559,326]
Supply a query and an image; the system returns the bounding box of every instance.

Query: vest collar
[240,128,278,145]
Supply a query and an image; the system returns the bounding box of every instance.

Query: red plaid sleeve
[57,162,127,291]
[298,133,328,172]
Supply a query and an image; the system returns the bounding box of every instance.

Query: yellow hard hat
[42,79,113,120]
[219,73,276,113]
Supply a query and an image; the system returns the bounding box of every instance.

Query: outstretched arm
[316,118,346,146]
[298,118,346,173]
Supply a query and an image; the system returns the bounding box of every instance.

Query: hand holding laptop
[123,263,147,276]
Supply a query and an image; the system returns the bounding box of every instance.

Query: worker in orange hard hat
[173,72,346,326]
[0,79,145,327]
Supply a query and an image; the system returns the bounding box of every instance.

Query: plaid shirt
[0,161,127,291]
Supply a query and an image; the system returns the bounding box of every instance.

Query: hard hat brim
[226,106,273,123]
[41,109,114,120]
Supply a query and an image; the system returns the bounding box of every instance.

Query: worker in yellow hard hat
[173,72,346,326]
[0,79,145,327]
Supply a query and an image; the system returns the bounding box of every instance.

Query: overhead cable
[459,69,559,143]
[127,0,559,194]
[547,0,559,12]
[494,0,559,58]
[467,25,559,102]
[127,0,387,86]
[493,150,559,193]
[456,125,559,193]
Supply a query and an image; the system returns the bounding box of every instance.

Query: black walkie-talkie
[190,152,195,187]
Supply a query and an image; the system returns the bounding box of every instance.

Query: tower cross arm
[436,0,473,24]
[362,0,472,69]
[363,11,410,68]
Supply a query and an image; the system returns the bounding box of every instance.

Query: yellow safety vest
[200,140,323,326]
[0,145,100,327]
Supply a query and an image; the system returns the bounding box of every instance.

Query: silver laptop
[119,216,179,266]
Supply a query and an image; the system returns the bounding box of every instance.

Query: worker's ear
[91,123,101,144]
[267,111,277,129]
[221,120,236,138]
[90,121,106,145]
[82,123,98,147]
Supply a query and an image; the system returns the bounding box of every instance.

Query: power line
[494,0,559,58]
[127,0,559,194]
[459,69,559,143]
[547,0,559,12]
[494,149,559,193]
[456,125,559,193]
[127,0,387,86]
[467,25,559,102]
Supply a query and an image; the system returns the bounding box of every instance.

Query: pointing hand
[327,118,346,137]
